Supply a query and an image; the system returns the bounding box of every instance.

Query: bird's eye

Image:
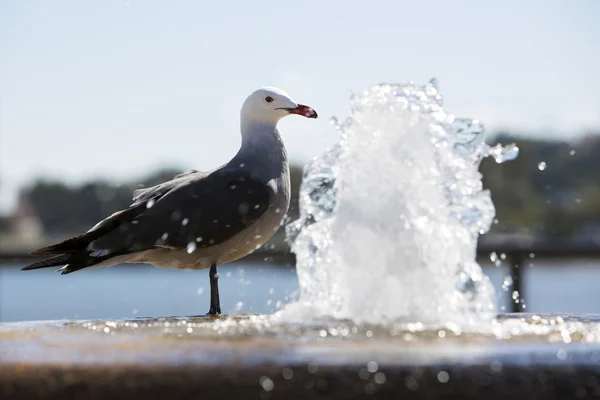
[265,96,274,103]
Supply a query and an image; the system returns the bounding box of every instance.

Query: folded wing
[84,169,272,253]
[24,168,272,273]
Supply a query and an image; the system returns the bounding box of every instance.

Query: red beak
[284,104,318,119]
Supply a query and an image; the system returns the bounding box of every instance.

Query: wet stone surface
[1,313,600,399]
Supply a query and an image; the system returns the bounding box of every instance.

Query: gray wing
[132,169,205,206]
[90,168,273,253]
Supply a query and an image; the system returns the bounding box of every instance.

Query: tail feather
[23,202,149,274]
[30,204,148,256]
[22,251,116,274]
[30,234,96,255]
[21,254,73,271]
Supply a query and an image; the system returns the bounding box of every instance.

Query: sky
[1,0,599,212]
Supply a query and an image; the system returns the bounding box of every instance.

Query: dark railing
[2,238,600,314]
[477,238,600,312]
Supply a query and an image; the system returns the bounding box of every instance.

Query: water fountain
[2,80,600,399]
[284,79,504,326]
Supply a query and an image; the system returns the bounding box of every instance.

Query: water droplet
[489,252,498,262]
[196,237,203,242]
[234,301,244,312]
[186,242,197,254]
[437,371,449,383]
[182,218,189,226]
[490,361,502,372]
[405,376,419,391]
[358,368,370,380]
[367,361,379,373]
[490,143,519,163]
[512,290,520,301]
[502,275,513,291]
[161,233,169,240]
[239,163,245,168]
[259,376,274,391]
[557,349,567,360]
[374,372,386,384]
[569,150,576,156]
[281,368,294,380]
[238,202,250,215]
[197,287,204,295]
[428,77,439,89]
[538,161,547,171]
[146,199,155,208]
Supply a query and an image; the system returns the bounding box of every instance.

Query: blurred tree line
[482,132,600,239]
[17,132,600,240]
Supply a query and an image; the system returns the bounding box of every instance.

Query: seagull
[22,87,318,315]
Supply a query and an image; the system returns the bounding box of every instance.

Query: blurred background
[1,1,599,322]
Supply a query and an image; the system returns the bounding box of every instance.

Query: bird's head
[241,86,318,125]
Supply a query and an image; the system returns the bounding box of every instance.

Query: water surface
[1,261,599,322]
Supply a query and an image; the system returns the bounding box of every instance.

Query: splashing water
[282,80,518,326]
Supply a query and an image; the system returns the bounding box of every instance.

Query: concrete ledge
[2,314,600,399]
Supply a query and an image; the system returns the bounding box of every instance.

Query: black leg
[208,263,221,315]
